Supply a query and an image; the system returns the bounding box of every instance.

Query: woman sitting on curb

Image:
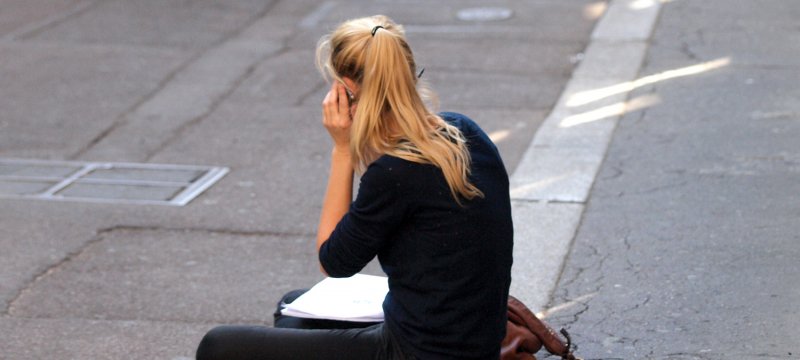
[196,15,514,359]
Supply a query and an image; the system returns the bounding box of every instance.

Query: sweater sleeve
[319,159,408,277]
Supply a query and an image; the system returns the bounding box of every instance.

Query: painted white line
[509,0,663,312]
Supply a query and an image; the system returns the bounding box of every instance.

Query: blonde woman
[197,15,513,360]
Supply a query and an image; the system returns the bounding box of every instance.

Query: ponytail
[317,15,483,204]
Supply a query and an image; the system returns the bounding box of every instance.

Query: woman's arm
[316,148,353,252]
[316,82,354,273]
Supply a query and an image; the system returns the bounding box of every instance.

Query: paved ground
[545,1,800,359]
[4,1,797,359]
[0,0,601,359]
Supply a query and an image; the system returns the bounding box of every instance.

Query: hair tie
[371,25,385,36]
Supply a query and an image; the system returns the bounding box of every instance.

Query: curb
[508,0,663,314]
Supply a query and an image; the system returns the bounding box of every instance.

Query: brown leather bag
[500,295,581,360]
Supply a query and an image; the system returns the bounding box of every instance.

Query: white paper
[280,274,389,322]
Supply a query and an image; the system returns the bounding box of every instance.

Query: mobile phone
[344,87,355,105]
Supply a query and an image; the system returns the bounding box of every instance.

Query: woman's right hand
[322,82,353,153]
[317,83,355,265]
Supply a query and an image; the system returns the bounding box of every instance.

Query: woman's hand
[317,82,356,272]
[322,82,353,153]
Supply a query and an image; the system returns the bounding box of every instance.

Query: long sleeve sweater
[319,112,513,360]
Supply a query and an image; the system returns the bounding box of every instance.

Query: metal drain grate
[0,158,229,206]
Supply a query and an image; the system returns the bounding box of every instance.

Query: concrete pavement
[0,1,601,358]
[8,1,796,359]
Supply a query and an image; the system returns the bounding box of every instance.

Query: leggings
[195,290,414,360]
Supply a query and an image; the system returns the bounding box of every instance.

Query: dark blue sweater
[319,112,513,360]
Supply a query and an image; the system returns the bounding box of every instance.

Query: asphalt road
[545,1,800,359]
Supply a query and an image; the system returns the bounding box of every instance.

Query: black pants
[195,290,413,360]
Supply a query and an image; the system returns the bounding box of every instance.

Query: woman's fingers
[321,83,352,149]
[322,88,332,124]
[322,83,351,128]
[322,93,336,130]
[337,83,350,116]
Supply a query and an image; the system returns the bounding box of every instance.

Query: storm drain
[0,158,229,206]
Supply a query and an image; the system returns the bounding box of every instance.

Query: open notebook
[280,274,389,322]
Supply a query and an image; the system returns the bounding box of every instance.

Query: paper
[280,274,389,322]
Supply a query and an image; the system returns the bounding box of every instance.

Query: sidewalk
[0,1,601,358]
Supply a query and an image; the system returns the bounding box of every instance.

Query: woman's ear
[342,77,359,95]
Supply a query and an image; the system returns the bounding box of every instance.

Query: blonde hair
[316,15,483,204]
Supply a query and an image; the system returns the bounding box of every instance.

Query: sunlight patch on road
[537,292,598,319]
[488,129,511,143]
[560,94,661,128]
[566,57,731,108]
[583,1,608,20]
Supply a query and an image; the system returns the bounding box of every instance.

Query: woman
[196,15,513,360]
